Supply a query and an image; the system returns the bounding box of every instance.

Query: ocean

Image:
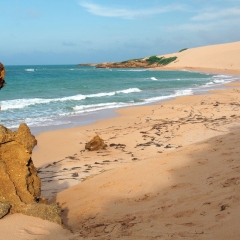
[0,65,237,134]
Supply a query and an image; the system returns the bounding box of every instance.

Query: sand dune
[2,41,240,239]
[160,41,240,75]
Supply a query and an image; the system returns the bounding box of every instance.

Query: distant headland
[77,55,178,68]
[77,41,240,75]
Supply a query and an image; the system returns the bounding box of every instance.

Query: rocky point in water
[92,55,178,68]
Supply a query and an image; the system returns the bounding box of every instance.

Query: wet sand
[33,80,240,198]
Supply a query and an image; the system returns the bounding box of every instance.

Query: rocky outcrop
[95,56,178,69]
[95,59,157,68]
[85,135,107,151]
[77,63,97,67]
[0,62,6,89]
[0,123,62,224]
[0,123,40,204]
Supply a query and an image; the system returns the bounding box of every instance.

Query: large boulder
[0,123,40,204]
[0,123,62,224]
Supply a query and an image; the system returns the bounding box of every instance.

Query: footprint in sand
[21,226,50,235]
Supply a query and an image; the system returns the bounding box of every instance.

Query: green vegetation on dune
[113,55,177,66]
[146,55,177,65]
[179,48,188,52]
[146,56,162,64]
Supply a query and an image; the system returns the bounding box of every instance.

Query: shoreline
[28,67,238,136]
[32,66,240,157]
[32,67,240,238]
[160,66,240,76]
[32,67,240,199]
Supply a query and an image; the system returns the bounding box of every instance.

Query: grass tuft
[179,48,188,52]
[146,56,177,65]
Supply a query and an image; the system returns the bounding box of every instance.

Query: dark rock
[72,172,79,177]
[110,143,126,149]
[0,62,6,90]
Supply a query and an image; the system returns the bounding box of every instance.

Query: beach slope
[56,128,240,239]
[160,41,240,74]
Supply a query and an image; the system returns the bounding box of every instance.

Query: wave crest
[1,88,141,110]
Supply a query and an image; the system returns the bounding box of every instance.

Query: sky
[1,0,240,65]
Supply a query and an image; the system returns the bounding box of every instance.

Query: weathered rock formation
[94,56,178,69]
[0,124,40,204]
[95,59,157,68]
[85,135,107,151]
[0,123,62,224]
[0,62,6,89]
[78,55,178,69]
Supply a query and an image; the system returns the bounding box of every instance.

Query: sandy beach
[1,41,240,239]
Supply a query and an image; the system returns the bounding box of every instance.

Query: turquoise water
[0,65,237,133]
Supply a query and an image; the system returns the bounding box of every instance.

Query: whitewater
[0,65,237,133]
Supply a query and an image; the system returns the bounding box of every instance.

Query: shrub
[159,56,177,65]
[179,48,188,52]
[146,56,163,64]
[146,56,177,65]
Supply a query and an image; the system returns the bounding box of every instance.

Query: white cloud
[78,1,185,19]
[191,8,240,21]
[170,6,240,34]
[166,22,215,31]
[166,13,240,40]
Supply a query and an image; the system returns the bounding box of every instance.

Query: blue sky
[1,0,240,65]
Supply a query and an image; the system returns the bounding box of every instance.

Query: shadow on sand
[48,128,240,240]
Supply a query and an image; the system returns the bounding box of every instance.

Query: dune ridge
[160,41,240,75]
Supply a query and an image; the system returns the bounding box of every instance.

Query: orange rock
[85,135,107,151]
[0,123,63,224]
[0,123,40,204]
